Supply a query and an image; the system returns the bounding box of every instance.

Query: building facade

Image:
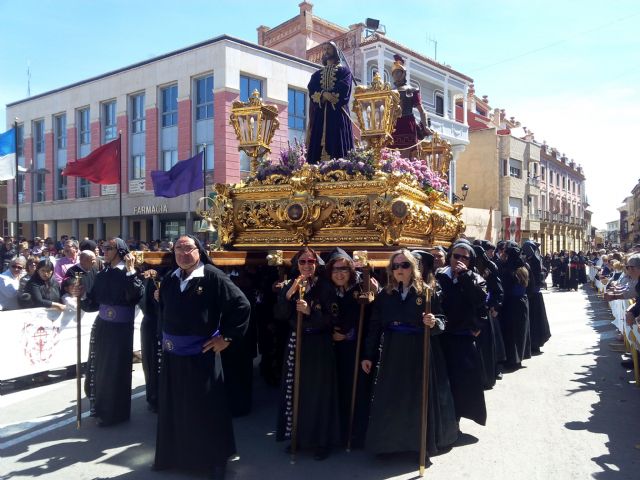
[4,36,316,240]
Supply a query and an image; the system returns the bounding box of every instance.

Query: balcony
[428,114,469,145]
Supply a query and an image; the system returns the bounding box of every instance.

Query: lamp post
[229,90,280,176]
[352,72,401,168]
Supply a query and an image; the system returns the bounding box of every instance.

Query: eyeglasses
[174,245,197,254]
[332,266,350,273]
[626,265,637,270]
[298,259,317,265]
[391,261,411,270]
[452,253,470,261]
[102,246,116,251]
[11,265,24,270]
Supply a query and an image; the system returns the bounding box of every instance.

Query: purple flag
[151,151,204,198]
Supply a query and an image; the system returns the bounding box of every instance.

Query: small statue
[306,42,355,164]
[390,54,430,157]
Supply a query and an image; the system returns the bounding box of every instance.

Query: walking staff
[290,279,307,464]
[419,285,432,477]
[346,251,369,452]
[74,271,84,429]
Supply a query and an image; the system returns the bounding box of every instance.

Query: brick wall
[66,126,77,198]
[90,121,101,197]
[178,99,192,161]
[145,107,158,181]
[117,115,128,192]
[45,131,54,201]
[213,91,240,184]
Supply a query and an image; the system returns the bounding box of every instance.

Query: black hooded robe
[154,263,250,473]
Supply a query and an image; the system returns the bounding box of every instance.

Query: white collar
[108,261,125,270]
[441,266,454,279]
[172,262,205,282]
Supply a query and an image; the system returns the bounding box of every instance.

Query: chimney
[299,1,313,15]
[257,25,270,46]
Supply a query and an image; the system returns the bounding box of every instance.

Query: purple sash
[162,333,209,356]
[98,304,135,323]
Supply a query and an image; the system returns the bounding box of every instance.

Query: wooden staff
[346,256,370,452]
[419,285,432,477]
[290,278,307,464]
[74,271,84,429]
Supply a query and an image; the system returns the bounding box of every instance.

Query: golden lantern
[229,90,280,176]
[352,73,401,168]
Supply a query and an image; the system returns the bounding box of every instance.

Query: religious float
[135,72,465,270]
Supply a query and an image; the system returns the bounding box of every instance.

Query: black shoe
[314,447,330,461]
[211,465,226,480]
[621,359,634,369]
[495,371,503,380]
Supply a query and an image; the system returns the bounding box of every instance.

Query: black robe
[139,274,161,411]
[155,264,250,473]
[477,266,506,389]
[436,268,488,426]
[275,277,341,451]
[526,257,551,352]
[81,265,144,425]
[363,286,458,457]
[500,268,530,366]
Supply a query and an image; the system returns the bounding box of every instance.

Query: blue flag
[151,151,204,198]
[0,128,16,181]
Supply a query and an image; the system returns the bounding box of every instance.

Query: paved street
[1,285,639,480]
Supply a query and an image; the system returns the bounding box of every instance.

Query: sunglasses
[452,253,470,261]
[102,246,116,251]
[11,265,24,270]
[298,259,317,265]
[332,266,350,273]
[174,246,197,254]
[391,261,411,270]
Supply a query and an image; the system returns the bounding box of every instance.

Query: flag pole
[118,133,123,238]
[202,144,206,200]
[14,121,19,239]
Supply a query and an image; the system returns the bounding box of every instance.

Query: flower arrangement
[253,142,449,195]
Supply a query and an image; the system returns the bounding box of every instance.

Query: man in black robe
[154,235,250,480]
[73,238,144,426]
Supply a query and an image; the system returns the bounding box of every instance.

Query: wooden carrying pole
[419,286,432,476]
[74,272,84,429]
[290,279,307,464]
[346,260,370,452]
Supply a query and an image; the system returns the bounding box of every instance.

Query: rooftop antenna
[427,34,438,61]
[27,60,31,97]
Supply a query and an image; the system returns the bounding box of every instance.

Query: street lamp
[229,90,280,176]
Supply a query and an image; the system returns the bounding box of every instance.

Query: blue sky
[1,0,638,228]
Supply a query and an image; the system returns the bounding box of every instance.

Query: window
[556,173,560,187]
[55,114,67,149]
[35,172,46,202]
[197,143,214,171]
[131,94,146,133]
[17,174,25,203]
[541,166,545,181]
[132,154,145,179]
[435,92,444,116]
[508,197,522,217]
[240,75,263,102]
[77,178,90,198]
[162,150,177,171]
[16,124,24,160]
[369,66,390,84]
[34,119,45,154]
[103,101,117,141]
[288,88,306,131]
[161,85,178,127]
[240,152,251,172]
[196,75,214,120]
[56,169,67,200]
[509,158,522,179]
[78,108,90,145]
[562,176,566,190]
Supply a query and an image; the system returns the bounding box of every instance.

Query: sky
[1,0,638,228]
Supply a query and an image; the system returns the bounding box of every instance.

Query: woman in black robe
[436,242,488,426]
[499,244,531,369]
[154,235,250,479]
[567,251,580,291]
[362,249,458,459]
[75,237,144,426]
[323,248,375,448]
[522,241,551,354]
[275,247,340,460]
[472,245,506,388]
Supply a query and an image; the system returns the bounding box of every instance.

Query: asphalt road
[1,285,639,480]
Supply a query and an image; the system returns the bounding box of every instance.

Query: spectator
[53,239,80,284]
[23,259,65,311]
[0,257,27,310]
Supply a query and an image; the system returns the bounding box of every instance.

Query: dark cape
[363,285,458,457]
[525,256,551,351]
[139,273,162,411]
[154,264,250,473]
[477,265,506,389]
[436,268,488,426]
[80,264,144,425]
[499,265,531,367]
[275,277,341,451]
[307,63,354,163]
